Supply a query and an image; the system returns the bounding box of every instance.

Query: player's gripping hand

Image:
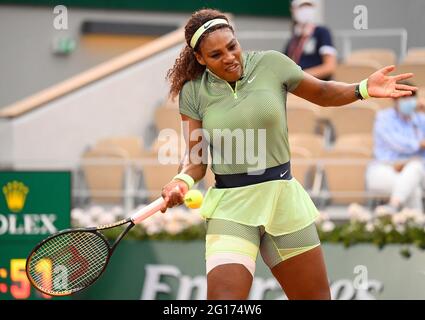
[160,180,188,212]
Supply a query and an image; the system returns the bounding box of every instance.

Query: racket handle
[130,197,165,224]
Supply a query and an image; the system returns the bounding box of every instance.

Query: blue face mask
[398,97,417,116]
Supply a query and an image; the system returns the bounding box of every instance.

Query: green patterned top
[179,50,304,174]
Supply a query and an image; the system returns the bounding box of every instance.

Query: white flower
[141,214,164,230]
[163,210,176,222]
[383,225,393,233]
[110,206,124,218]
[88,206,105,219]
[70,203,205,236]
[71,208,85,221]
[96,212,116,225]
[395,225,406,234]
[145,223,162,235]
[76,214,94,227]
[348,203,372,223]
[374,206,394,217]
[321,221,335,232]
[185,212,204,226]
[401,208,425,225]
[164,221,184,235]
[171,208,188,220]
[365,222,375,232]
[316,211,330,225]
[414,215,425,226]
[391,213,407,225]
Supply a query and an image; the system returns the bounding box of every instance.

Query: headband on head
[190,18,229,49]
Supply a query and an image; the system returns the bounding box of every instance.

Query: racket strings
[28,231,109,294]
[44,232,108,285]
[29,232,107,292]
[47,233,106,287]
[40,233,104,279]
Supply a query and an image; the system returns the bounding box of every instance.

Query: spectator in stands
[367,83,425,213]
[284,0,337,80]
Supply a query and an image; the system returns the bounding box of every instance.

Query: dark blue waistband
[214,162,292,189]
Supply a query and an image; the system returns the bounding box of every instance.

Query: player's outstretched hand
[367,65,417,99]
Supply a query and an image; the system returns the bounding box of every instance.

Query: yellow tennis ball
[183,190,203,209]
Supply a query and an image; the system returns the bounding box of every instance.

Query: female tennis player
[160,9,417,300]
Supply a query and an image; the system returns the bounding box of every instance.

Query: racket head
[26,228,111,296]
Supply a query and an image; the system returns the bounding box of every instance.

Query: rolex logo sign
[0,172,70,239]
[2,181,29,213]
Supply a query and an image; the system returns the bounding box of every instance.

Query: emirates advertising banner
[74,241,425,300]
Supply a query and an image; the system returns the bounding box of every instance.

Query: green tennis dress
[179,50,319,236]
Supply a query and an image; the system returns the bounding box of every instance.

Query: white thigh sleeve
[206,252,256,277]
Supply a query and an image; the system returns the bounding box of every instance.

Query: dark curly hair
[166,9,234,98]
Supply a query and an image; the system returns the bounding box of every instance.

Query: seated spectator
[284,0,337,80]
[367,82,425,213]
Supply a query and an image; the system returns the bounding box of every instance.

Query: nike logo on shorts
[280,170,288,178]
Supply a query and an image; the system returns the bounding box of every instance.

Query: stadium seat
[289,133,325,158]
[289,135,325,191]
[344,49,397,68]
[154,106,182,134]
[81,146,129,204]
[150,135,186,159]
[419,87,425,104]
[369,97,394,109]
[290,146,316,188]
[95,136,145,158]
[403,47,425,64]
[286,106,320,135]
[326,102,378,138]
[286,93,320,109]
[321,147,372,205]
[333,64,379,83]
[141,162,180,202]
[394,63,425,87]
[333,133,374,156]
[138,135,185,201]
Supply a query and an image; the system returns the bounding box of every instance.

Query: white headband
[190,18,229,49]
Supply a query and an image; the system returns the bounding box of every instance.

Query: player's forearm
[293,72,360,107]
[316,80,358,107]
[178,156,207,182]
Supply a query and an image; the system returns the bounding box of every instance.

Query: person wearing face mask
[366,82,425,214]
[284,0,337,80]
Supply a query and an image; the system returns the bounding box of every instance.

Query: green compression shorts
[205,219,321,276]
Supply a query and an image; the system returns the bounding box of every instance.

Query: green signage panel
[0,1,292,17]
[74,241,425,300]
[0,171,71,300]
[0,171,71,241]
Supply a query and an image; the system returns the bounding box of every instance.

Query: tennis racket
[26,196,166,297]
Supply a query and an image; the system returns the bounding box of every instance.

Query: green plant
[72,204,425,258]
[316,204,425,258]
